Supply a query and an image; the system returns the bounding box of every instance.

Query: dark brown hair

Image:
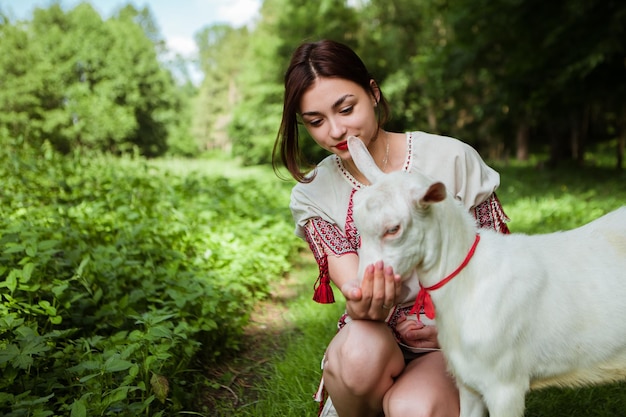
[273,39,390,182]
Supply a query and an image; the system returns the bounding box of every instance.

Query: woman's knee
[384,392,438,417]
[383,353,459,417]
[384,390,458,417]
[324,321,403,395]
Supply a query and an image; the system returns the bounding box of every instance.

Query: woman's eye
[385,225,400,236]
[308,119,322,127]
[340,105,353,114]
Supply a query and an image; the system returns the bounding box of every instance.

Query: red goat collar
[410,234,481,321]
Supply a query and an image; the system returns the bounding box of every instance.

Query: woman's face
[299,77,380,159]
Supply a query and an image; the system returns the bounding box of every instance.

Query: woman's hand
[395,314,440,350]
[341,260,402,321]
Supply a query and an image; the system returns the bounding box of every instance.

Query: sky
[0,0,262,58]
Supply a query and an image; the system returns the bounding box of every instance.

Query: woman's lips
[336,141,348,151]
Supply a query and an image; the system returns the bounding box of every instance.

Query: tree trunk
[516,122,529,161]
[618,112,625,171]
[427,106,438,132]
[618,134,624,171]
[547,123,569,169]
[570,107,589,167]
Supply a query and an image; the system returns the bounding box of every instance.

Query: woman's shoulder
[292,154,339,191]
[407,131,500,209]
[291,154,353,205]
[410,131,474,153]
[408,130,486,166]
[289,154,354,235]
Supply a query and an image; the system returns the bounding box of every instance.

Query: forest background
[1,0,626,416]
[1,0,625,168]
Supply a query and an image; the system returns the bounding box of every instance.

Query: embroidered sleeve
[472,193,510,234]
[303,218,357,304]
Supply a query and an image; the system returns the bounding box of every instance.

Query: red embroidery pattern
[303,222,333,304]
[310,218,356,255]
[404,132,414,171]
[473,193,510,234]
[304,218,358,304]
[334,155,363,189]
[344,189,361,250]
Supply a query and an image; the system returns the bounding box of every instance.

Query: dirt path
[201,265,307,413]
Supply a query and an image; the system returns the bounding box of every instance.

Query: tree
[439,0,626,165]
[354,0,456,138]
[183,0,626,165]
[0,2,183,157]
[193,24,249,151]
[0,15,41,144]
[105,7,180,156]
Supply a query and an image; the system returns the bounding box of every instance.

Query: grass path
[205,251,344,416]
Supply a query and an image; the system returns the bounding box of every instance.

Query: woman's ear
[369,79,381,105]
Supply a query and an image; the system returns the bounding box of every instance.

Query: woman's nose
[328,118,346,140]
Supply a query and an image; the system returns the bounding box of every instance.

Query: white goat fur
[347,136,626,417]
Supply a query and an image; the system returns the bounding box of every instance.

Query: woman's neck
[343,131,405,183]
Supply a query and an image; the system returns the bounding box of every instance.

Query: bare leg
[323,320,405,417]
[383,351,460,417]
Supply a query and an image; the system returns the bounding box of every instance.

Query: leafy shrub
[0,138,299,415]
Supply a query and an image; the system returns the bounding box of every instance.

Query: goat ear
[347,136,384,184]
[420,182,447,205]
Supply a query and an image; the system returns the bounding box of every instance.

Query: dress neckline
[336,132,414,189]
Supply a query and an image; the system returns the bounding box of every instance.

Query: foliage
[3,1,624,165]
[216,0,626,167]
[0,138,299,415]
[0,3,189,157]
[193,24,249,152]
[436,0,626,161]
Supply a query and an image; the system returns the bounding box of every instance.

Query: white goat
[347,136,626,417]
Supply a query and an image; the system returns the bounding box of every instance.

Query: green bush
[0,138,299,415]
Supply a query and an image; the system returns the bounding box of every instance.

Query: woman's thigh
[383,351,460,417]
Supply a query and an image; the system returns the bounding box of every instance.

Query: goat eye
[385,225,400,236]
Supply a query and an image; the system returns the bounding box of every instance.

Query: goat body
[347,136,626,417]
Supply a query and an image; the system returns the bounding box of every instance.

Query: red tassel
[313,276,335,304]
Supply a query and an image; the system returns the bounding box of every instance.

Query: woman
[273,39,510,417]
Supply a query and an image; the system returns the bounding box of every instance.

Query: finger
[371,261,386,311]
[407,325,436,342]
[385,264,403,300]
[383,265,397,307]
[341,280,362,301]
[395,320,412,332]
[360,264,375,302]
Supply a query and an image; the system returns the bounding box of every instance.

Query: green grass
[495,161,626,233]
[210,155,626,416]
